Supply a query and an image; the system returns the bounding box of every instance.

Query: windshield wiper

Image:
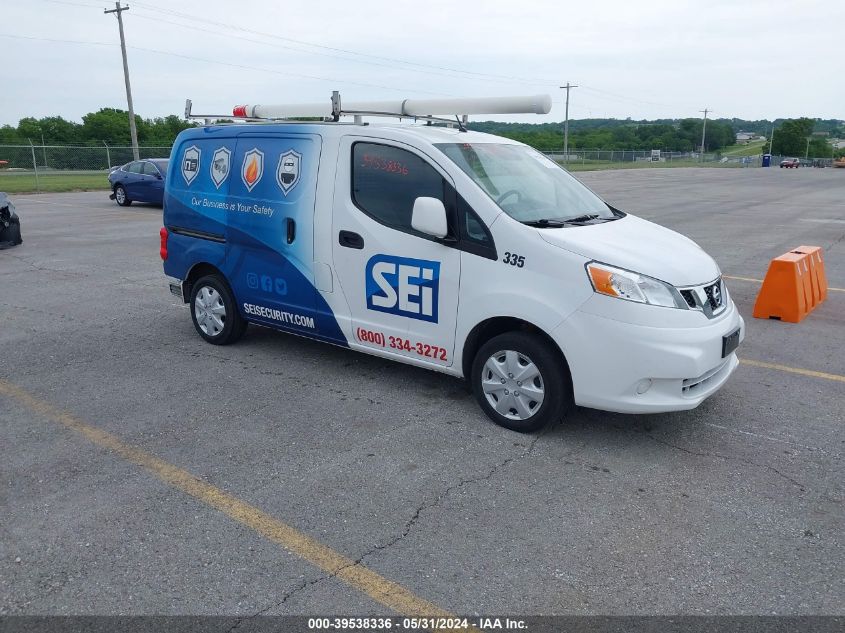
[520,218,569,227]
[561,213,601,223]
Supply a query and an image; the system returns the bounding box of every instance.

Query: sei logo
[365,255,440,323]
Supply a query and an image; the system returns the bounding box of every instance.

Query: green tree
[80,108,145,145]
[38,116,81,144]
[807,138,832,158]
[0,124,23,144]
[770,118,815,155]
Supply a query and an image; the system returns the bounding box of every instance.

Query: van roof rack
[184,92,552,131]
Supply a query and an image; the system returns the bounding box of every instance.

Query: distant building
[735,131,754,143]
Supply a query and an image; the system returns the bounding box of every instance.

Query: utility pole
[769,124,775,155]
[105,2,139,161]
[805,137,810,159]
[699,108,709,162]
[560,82,578,162]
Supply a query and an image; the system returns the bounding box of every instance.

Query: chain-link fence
[0,144,172,192]
[541,149,837,169]
[0,143,838,193]
[0,144,172,170]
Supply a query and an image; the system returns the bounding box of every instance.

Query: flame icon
[245,157,258,184]
[241,148,264,191]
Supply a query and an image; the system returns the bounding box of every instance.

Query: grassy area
[0,159,755,193]
[0,171,110,193]
[563,159,747,171]
[720,140,766,157]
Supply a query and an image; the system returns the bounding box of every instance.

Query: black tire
[471,331,570,433]
[189,274,247,345]
[114,184,132,206]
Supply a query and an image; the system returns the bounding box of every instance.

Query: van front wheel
[471,332,569,432]
[189,275,247,345]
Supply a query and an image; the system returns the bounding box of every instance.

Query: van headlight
[586,262,687,309]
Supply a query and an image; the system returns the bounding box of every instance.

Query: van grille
[678,278,727,319]
[680,290,697,308]
[704,282,724,310]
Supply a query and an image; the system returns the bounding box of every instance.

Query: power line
[0,33,112,46]
[0,33,452,97]
[104,2,139,160]
[130,0,556,87]
[39,0,712,115]
[127,12,539,89]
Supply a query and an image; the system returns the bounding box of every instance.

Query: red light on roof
[233,105,247,117]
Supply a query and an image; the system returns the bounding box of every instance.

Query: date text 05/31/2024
[356,328,447,362]
[308,617,528,630]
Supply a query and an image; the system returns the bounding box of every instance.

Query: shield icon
[210,147,231,189]
[241,148,264,192]
[181,145,200,186]
[276,150,302,195]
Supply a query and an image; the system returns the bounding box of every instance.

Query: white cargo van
[161,94,744,431]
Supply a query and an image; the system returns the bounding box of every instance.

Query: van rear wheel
[189,275,247,345]
[471,331,569,432]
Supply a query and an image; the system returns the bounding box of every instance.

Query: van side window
[351,142,446,233]
[464,209,488,242]
[458,194,497,260]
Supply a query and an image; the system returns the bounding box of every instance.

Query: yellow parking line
[723,275,845,293]
[739,359,845,383]
[0,379,478,629]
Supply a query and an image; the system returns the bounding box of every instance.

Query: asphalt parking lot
[1,168,843,617]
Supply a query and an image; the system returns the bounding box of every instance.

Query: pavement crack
[227,431,549,618]
[224,574,322,631]
[355,429,547,563]
[825,229,845,252]
[3,253,87,277]
[631,428,806,491]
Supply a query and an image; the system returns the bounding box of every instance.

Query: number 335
[503,252,525,268]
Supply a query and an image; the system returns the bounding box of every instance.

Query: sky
[1,0,843,126]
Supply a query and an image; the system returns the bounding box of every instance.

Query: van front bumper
[554,297,745,414]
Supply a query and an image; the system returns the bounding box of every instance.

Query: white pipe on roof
[234,94,552,119]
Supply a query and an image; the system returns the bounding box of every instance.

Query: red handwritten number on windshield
[361,154,409,176]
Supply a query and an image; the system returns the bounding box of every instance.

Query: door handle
[338,230,364,249]
[286,218,296,244]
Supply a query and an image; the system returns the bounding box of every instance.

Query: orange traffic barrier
[752,246,828,323]
[793,245,828,303]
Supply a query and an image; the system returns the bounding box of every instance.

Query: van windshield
[434,143,615,224]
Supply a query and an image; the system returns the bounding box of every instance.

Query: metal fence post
[103,141,111,170]
[29,139,40,192]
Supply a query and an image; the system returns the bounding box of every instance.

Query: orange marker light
[588,265,618,297]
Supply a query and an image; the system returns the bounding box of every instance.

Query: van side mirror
[411,197,448,239]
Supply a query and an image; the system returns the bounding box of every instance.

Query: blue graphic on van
[366,254,440,323]
[181,145,200,185]
[163,126,348,347]
[276,149,302,195]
